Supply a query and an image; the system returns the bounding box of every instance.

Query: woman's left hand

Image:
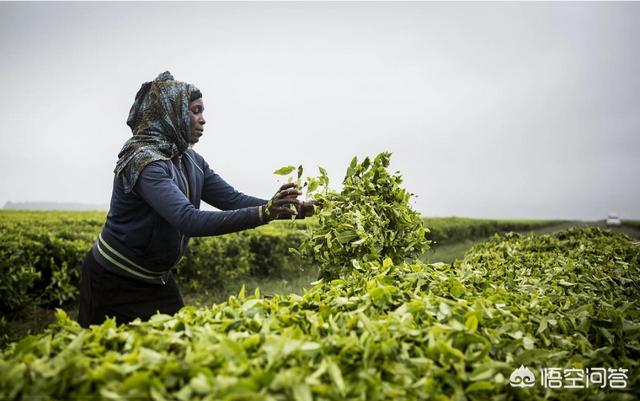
[265,183,302,220]
[301,200,318,217]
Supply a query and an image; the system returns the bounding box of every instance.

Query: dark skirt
[77,250,184,328]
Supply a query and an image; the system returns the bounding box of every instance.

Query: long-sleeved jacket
[91,149,268,284]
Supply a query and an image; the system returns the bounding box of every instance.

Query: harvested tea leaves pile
[297,152,429,280]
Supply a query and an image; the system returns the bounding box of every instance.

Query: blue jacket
[91,149,268,284]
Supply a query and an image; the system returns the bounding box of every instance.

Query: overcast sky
[1,2,638,220]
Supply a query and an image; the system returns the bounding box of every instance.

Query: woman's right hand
[263,183,302,221]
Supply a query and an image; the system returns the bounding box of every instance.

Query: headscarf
[115,71,200,193]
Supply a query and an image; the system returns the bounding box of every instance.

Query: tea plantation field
[1,153,638,400]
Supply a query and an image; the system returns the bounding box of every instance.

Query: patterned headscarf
[115,71,200,193]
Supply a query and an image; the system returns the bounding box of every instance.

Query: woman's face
[189,98,206,144]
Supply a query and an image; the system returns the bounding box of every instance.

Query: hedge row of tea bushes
[0,211,308,315]
[178,223,308,295]
[623,220,640,230]
[0,227,637,400]
[0,211,560,315]
[0,211,98,314]
[423,217,562,246]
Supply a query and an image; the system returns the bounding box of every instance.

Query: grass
[420,221,575,264]
[1,304,73,348]
[420,239,481,264]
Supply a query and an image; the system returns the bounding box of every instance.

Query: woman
[78,71,313,327]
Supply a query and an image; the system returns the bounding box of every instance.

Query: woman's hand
[263,183,302,221]
[300,200,318,217]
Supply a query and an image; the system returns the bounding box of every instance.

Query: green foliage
[0,212,98,313]
[177,234,254,293]
[247,225,306,277]
[456,227,640,333]
[624,220,640,230]
[0,212,307,315]
[299,152,429,280]
[177,224,307,293]
[0,228,638,400]
[273,165,296,175]
[423,217,563,246]
[305,166,330,197]
[0,234,42,313]
[0,209,564,315]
